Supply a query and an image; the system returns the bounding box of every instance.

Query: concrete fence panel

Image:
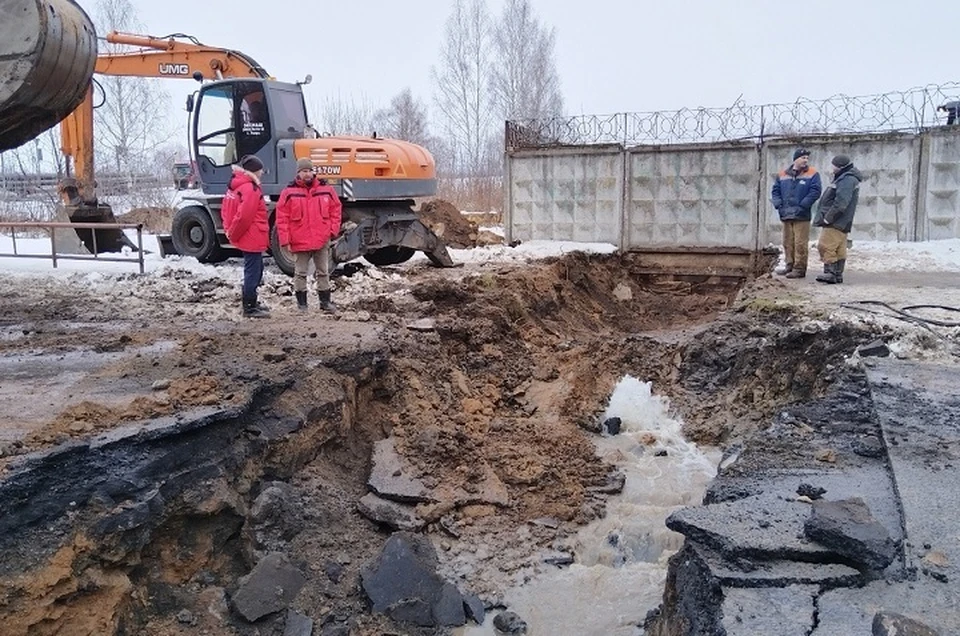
[505,147,623,244]
[919,128,960,240]
[762,135,920,245]
[625,143,760,251]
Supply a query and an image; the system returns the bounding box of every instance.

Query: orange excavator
[1,0,454,271]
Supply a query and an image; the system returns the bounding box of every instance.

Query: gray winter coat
[815,165,862,233]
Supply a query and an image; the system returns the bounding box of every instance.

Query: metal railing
[506,82,960,149]
[0,221,145,273]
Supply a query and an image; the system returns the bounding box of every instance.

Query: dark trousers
[242,251,263,301]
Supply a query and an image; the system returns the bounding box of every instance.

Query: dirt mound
[116,207,175,233]
[26,374,222,446]
[418,199,480,249]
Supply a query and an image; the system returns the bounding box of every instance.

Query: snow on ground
[4,233,958,279]
[0,231,620,323]
[824,239,960,273]
[1,231,958,361]
[0,231,617,277]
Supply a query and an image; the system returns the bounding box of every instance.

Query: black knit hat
[793,148,810,161]
[240,155,264,172]
[831,154,852,169]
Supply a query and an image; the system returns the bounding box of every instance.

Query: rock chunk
[231,553,306,622]
[804,498,897,571]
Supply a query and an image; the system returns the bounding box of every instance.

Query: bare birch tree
[93,0,172,179]
[431,0,494,177]
[490,0,563,122]
[46,126,65,178]
[372,88,431,147]
[313,92,376,136]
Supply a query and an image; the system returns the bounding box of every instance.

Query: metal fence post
[137,225,144,274]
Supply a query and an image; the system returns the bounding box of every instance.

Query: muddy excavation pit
[0,252,883,635]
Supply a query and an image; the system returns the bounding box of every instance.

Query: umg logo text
[159,63,190,76]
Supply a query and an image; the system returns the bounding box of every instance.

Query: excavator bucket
[52,202,139,255]
[332,206,458,268]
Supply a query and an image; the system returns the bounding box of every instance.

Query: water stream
[458,376,720,636]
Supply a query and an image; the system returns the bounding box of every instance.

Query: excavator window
[195,85,236,166]
[195,82,272,168]
[238,89,270,156]
[269,88,309,136]
[237,88,269,157]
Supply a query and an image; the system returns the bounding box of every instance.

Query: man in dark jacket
[771,148,822,278]
[814,155,862,284]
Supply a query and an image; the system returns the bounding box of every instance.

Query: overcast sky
[90,0,947,155]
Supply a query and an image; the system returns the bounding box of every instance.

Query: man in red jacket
[222,155,270,318]
[276,158,343,312]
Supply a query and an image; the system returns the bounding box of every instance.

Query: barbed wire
[506,83,960,149]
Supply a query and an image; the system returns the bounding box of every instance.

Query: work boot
[775,262,793,275]
[242,296,270,318]
[785,268,806,279]
[835,259,845,284]
[815,263,839,284]
[318,290,337,313]
[295,290,308,311]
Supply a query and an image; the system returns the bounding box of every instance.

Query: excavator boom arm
[93,31,270,80]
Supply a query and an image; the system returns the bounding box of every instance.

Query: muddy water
[459,377,720,636]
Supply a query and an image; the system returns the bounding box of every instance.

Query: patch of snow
[772,239,960,273]
[479,225,505,237]
[843,239,960,273]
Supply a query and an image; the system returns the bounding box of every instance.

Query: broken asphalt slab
[366,436,509,508]
[367,437,434,503]
[691,543,862,589]
[651,360,960,635]
[872,612,942,636]
[357,492,425,531]
[721,585,818,636]
[814,581,952,635]
[866,360,960,587]
[804,497,897,571]
[360,532,478,628]
[808,359,960,635]
[231,552,307,622]
[666,492,839,563]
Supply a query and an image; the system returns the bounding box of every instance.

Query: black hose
[840,300,960,329]
[900,305,960,328]
[91,77,106,109]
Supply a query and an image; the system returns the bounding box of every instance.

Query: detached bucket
[0,0,97,152]
[53,203,138,254]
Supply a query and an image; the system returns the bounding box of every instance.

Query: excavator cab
[170,78,309,260]
[190,78,308,197]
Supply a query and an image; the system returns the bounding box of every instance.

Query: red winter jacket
[221,168,269,253]
[275,178,343,252]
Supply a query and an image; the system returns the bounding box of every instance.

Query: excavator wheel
[171,205,223,263]
[362,246,416,267]
[269,224,295,277]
